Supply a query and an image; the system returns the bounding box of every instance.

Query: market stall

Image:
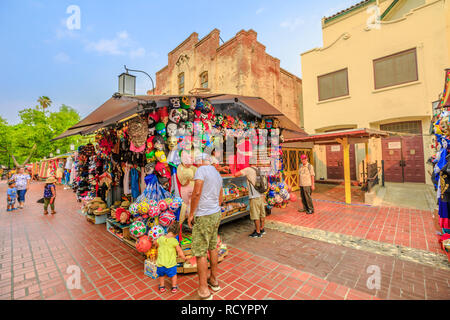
[54,93,307,275]
[430,68,450,261]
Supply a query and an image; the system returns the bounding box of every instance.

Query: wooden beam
[348,137,369,145]
[342,137,352,205]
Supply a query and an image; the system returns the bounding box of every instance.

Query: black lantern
[118,72,136,96]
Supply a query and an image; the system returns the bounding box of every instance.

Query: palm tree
[37,96,52,110]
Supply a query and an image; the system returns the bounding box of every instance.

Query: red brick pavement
[269,199,442,253]
[0,181,380,300]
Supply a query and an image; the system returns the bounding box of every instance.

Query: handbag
[37,198,45,204]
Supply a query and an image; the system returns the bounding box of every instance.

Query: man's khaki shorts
[192,211,221,257]
[249,196,266,221]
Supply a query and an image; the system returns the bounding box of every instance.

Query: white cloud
[256,7,264,15]
[54,52,71,63]
[85,31,146,58]
[130,47,146,59]
[280,17,305,31]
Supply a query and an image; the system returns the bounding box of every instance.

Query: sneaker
[249,231,262,238]
[260,229,266,235]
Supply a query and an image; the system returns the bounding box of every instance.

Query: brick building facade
[154,29,303,126]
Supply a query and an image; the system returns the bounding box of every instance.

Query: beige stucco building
[154,29,303,127]
[301,0,450,184]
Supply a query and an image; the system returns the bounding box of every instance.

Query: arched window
[200,71,208,89]
[178,72,185,94]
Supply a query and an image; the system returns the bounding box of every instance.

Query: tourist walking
[6,180,17,212]
[298,154,315,214]
[187,153,223,300]
[43,177,57,215]
[12,167,31,209]
[234,166,266,238]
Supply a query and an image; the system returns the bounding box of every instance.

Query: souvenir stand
[430,68,450,261]
[56,94,301,276]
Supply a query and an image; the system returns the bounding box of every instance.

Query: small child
[154,221,186,293]
[7,180,17,212]
[43,177,57,215]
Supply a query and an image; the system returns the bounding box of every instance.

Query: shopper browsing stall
[188,153,223,300]
[234,166,267,238]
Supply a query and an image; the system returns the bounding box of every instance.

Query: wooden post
[342,137,352,205]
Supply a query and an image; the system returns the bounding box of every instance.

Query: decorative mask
[167,122,178,137]
[154,136,165,151]
[169,97,180,108]
[157,106,169,125]
[155,150,167,163]
[155,122,166,138]
[203,100,212,113]
[187,110,195,122]
[169,108,181,124]
[167,136,178,151]
[185,122,194,136]
[196,98,205,111]
[145,161,156,175]
[146,136,155,152]
[179,109,188,122]
[273,118,280,129]
[177,122,187,136]
[179,136,193,151]
[146,150,156,162]
[194,110,202,121]
[216,114,224,126]
[265,119,273,129]
[181,96,190,109]
[128,116,148,149]
[259,119,266,129]
[148,111,159,127]
[189,97,197,110]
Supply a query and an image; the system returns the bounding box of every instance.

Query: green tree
[0,99,81,167]
[37,96,52,110]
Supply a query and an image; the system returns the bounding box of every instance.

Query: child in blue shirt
[7,180,17,212]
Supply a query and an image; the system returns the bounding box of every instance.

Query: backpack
[250,167,269,194]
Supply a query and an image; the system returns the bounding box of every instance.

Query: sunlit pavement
[0,181,448,300]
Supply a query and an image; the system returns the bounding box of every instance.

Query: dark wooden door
[401,136,425,183]
[382,137,403,183]
[326,144,356,180]
[382,136,425,183]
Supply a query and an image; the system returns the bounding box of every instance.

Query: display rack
[220,175,250,225]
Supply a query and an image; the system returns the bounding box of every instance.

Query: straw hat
[46,177,57,184]
[121,201,131,208]
[94,207,110,216]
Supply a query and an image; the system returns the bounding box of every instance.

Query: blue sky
[0,0,359,123]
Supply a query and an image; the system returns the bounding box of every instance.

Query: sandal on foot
[207,279,221,292]
[171,286,178,293]
[158,286,166,293]
[198,292,213,300]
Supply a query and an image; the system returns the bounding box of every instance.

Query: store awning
[53,94,308,141]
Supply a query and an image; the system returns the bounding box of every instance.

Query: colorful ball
[159,211,176,227]
[268,197,276,206]
[289,193,297,202]
[148,205,160,218]
[149,200,158,207]
[138,201,150,214]
[130,221,147,238]
[169,197,183,212]
[280,189,290,200]
[129,203,139,217]
[150,225,165,240]
[136,235,152,253]
[158,199,168,212]
[164,198,173,206]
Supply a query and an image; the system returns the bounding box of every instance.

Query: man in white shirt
[188,153,223,300]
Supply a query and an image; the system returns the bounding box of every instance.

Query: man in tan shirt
[298,154,315,214]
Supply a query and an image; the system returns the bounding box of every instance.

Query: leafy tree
[0,98,82,167]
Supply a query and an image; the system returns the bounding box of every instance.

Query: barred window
[318,68,349,101]
[200,71,208,88]
[373,48,418,89]
[380,121,422,134]
[178,73,185,94]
